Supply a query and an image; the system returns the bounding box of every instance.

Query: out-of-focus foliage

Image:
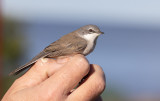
[3,18,25,73]
[2,18,25,99]
[102,88,125,101]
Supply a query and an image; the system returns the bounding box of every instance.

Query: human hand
[2,54,105,101]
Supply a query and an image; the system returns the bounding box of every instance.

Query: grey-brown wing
[45,35,87,57]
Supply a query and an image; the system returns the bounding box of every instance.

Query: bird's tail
[9,51,51,76]
[9,60,37,76]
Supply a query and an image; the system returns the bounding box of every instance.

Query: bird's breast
[83,39,97,55]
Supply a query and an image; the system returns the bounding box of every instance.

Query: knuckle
[93,65,106,93]
[97,78,106,93]
[39,87,59,101]
[75,55,90,71]
[93,77,106,94]
[59,71,72,81]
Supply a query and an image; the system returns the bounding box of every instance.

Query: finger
[67,64,106,101]
[14,57,69,88]
[39,54,90,97]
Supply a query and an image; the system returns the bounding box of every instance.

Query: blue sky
[2,0,160,26]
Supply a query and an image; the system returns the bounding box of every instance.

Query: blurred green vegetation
[102,88,125,101]
[2,18,26,99]
[3,18,25,70]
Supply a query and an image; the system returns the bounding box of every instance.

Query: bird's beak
[96,31,104,35]
[100,31,104,34]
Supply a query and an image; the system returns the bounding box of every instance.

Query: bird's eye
[89,29,94,32]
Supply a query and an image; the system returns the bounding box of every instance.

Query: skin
[2,54,106,101]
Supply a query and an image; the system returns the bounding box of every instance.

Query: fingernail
[41,58,48,63]
[56,57,69,64]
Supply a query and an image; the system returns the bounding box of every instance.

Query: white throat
[80,33,99,55]
[82,33,99,41]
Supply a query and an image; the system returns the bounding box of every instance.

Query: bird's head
[76,25,104,41]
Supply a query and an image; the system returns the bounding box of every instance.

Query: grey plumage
[9,25,103,76]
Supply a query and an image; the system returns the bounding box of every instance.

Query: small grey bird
[9,24,104,75]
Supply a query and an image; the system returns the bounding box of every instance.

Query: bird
[9,24,104,76]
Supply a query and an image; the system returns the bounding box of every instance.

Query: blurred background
[1,0,160,100]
